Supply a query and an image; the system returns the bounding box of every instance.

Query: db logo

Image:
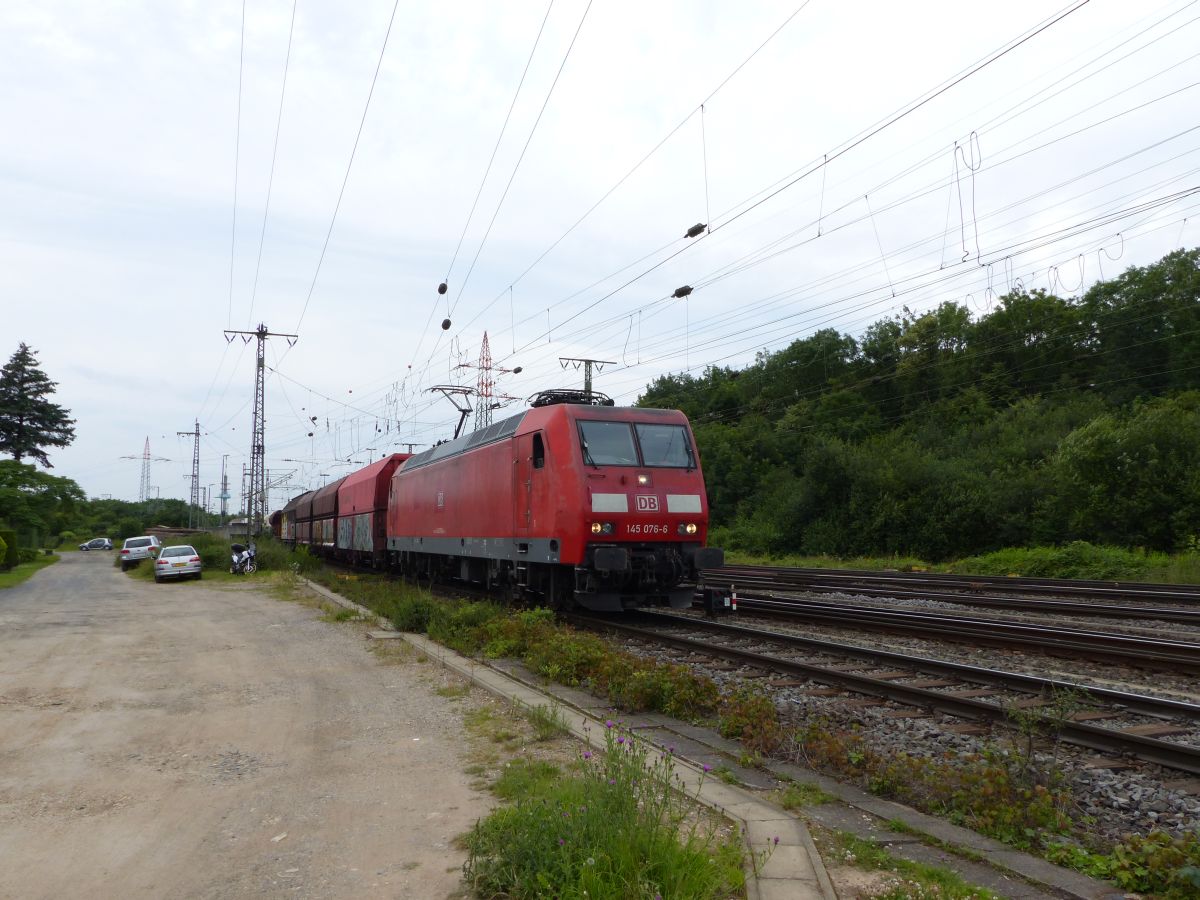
[635,495,659,512]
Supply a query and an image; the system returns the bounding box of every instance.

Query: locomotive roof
[401,404,687,473]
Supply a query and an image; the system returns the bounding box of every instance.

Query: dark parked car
[79,538,113,551]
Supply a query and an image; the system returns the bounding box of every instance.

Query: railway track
[564,611,1200,776]
[704,565,1200,613]
[708,593,1200,672]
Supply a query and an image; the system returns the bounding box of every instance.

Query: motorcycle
[230,541,258,575]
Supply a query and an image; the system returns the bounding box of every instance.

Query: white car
[154,545,202,582]
[120,535,162,570]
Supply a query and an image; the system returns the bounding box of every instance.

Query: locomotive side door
[514,434,533,539]
[513,431,547,539]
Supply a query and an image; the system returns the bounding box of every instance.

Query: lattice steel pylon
[224,323,297,535]
[455,331,522,432]
[139,437,152,502]
[120,438,169,503]
[177,421,200,527]
[474,332,494,430]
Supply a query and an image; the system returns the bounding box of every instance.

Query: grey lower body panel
[388,534,562,566]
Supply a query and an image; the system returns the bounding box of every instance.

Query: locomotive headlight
[678,522,698,535]
[591,522,603,534]
[591,522,615,535]
[637,474,649,486]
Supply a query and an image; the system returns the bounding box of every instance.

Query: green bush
[950,541,1153,580]
[1047,832,1200,897]
[16,548,38,564]
[0,530,16,570]
[56,531,76,547]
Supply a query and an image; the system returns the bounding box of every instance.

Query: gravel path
[0,553,491,899]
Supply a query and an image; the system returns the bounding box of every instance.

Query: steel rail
[726,595,1200,671]
[702,578,1200,624]
[634,612,1200,720]
[564,613,1200,776]
[707,565,1200,604]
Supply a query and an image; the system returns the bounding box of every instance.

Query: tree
[0,343,76,468]
[0,461,86,535]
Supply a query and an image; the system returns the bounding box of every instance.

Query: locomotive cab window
[578,421,638,466]
[532,433,545,469]
[634,423,693,468]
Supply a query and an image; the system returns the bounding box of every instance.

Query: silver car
[120,535,162,570]
[154,545,202,582]
[79,537,113,551]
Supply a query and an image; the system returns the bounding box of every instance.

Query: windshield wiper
[581,440,599,468]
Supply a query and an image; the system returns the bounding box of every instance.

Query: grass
[774,780,835,810]
[525,702,571,742]
[464,723,746,899]
[0,553,59,589]
[728,541,1200,584]
[813,827,1001,900]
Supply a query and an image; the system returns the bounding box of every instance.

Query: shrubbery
[0,529,16,570]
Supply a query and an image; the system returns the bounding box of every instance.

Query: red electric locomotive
[386,392,723,611]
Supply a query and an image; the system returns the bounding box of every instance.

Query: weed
[436,683,470,700]
[491,758,562,801]
[525,702,570,742]
[775,781,835,810]
[1045,832,1200,897]
[713,765,739,785]
[464,723,745,899]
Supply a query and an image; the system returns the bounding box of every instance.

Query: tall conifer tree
[0,343,76,468]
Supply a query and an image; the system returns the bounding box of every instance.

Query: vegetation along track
[563,611,1200,776]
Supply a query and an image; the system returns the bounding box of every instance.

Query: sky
[3,0,1199,509]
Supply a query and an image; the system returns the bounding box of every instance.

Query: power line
[293,0,402,336]
[248,0,300,328]
[227,0,246,329]
[449,0,595,317]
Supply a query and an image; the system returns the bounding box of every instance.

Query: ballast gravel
[615,599,1200,845]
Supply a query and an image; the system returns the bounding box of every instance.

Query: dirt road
[0,552,492,899]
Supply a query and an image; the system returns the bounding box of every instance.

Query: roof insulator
[685,223,706,239]
[441,318,452,330]
[673,285,693,299]
[437,282,448,295]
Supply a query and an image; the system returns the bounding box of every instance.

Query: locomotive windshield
[577,421,694,468]
[635,423,693,468]
[578,421,639,466]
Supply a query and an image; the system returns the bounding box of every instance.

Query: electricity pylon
[223,324,297,536]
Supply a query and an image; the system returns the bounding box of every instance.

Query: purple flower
[616,736,625,744]
[605,720,614,729]
[608,778,616,785]
[558,837,565,846]
[773,836,780,845]
[667,745,676,754]
[703,764,712,773]
[582,751,592,760]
